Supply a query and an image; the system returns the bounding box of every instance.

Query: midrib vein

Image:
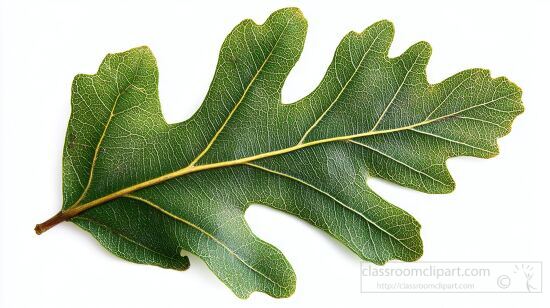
[60,93,510,221]
[123,194,286,288]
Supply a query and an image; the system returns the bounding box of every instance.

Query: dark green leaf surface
[38,8,523,298]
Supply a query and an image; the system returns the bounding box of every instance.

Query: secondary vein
[187,20,291,167]
[124,194,286,288]
[297,27,386,144]
[70,53,145,208]
[245,162,421,255]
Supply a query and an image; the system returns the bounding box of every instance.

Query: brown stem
[35,211,68,235]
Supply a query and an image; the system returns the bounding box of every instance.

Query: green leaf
[36,8,523,298]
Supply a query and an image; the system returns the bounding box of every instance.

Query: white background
[1,0,548,307]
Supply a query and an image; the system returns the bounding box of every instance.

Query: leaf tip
[497,76,524,115]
